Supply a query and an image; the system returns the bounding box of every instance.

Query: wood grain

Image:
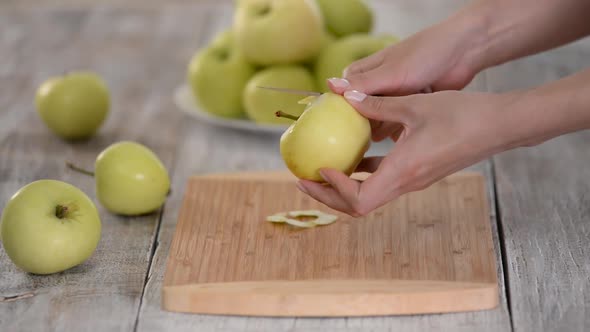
[134,1,511,330]
[160,171,498,316]
[0,7,186,332]
[0,0,522,330]
[487,40,590,332]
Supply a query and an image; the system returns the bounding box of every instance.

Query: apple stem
[275,111,299,121]
[66,162,95,177]
[55,205,69,219]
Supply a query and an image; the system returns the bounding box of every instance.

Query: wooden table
[0,1,588,331]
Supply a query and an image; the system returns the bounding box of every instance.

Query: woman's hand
[327,6,489,97]
[326,6,491,142]
[329,0,590,98]
[296,90,518,217]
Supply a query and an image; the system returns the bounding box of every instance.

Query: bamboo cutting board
[162,171,499,317]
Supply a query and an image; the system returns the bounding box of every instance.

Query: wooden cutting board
[161,171,498,317]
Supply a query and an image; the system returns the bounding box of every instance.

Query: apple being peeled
[234,0,324,65]
[279,93,371,182]
[35,71,110,140]
[0,180,101,275]
[188,30,256,118]
[315,34,397,92]
[243,66,316,125]
[316,0,373,37]
[95,141,170,216]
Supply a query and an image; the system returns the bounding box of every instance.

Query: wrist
[492,89,582,151]
[442,0,495,75]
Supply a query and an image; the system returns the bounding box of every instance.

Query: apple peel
[266,210,338,228]
[266,213,288,223]
[285,218,317,228]
[297,96,318,105]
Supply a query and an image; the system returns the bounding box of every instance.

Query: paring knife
[256,86,322,97]
[257,85,434,96]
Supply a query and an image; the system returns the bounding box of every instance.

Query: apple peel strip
[266,210,338,228]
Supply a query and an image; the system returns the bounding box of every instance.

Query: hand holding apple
[279,93,371,182]
[35,71,110,140]
[0,180,101,275]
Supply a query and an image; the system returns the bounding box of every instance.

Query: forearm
[498,68,590,150]
[449,0,590,73]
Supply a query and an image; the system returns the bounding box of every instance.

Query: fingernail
[344,90,367,103]
[328,78,350,89]
[319,170,329,182]
[342,67,351,78]
[296,181,309,194]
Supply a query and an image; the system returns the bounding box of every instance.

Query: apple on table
[35,71,110,140]
[94,141,171,216]
[0,180,101,275]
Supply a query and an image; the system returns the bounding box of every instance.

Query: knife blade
[256,86,322,97]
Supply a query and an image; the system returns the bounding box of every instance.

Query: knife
[256,86,322,97]
[257,85,434,96]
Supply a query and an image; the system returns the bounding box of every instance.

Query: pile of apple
[189,0,397,125]
[0,72,171,275]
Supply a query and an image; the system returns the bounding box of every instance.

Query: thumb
[343,91,414,124]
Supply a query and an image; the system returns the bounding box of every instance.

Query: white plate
[173,84,289,135]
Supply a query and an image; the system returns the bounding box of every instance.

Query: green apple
[320,30,338,48]
[95,141,170,216]
[279,93,371,182]
[316,0,373,37]
[35,71,110,140]
[234,0,324,65]
[188,30,256,118]
[243,65,316,125]
[380,34,400,46]
[315,34,396,92]
[0,180,101,275]
[302,30,338,71]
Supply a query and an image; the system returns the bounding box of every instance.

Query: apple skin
[243,65,316,125]
[0,180,101,275]
[35,72,110,141]
[316,0,373,37]
[95,141,170,216]
[234,0,324,65]
[280,93,371,182]
[315,34,397,92]
[188,30,256,118]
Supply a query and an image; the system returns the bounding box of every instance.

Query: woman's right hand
[328,5,489,97]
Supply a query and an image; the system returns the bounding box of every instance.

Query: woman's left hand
[296,89,523,217]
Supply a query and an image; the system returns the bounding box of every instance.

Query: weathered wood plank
[487,40,590,332]
[0,7,189,332]
[136,1,511,331]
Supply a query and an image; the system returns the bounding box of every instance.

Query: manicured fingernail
[328,78,350,89]
[296,181,309,194]
[344,90,367,103]
[342,67,351,78]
